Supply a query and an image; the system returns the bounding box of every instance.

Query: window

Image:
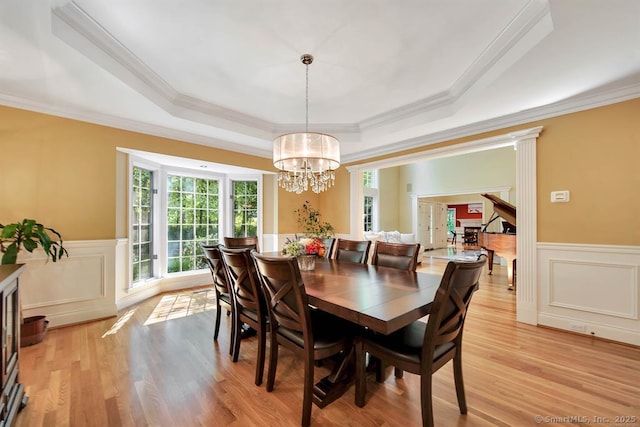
[363,170,378,232]
[447,208,456,233]
[129,154,261,287]
[166,175,219,273]
[363,170,374,188]
[364,195,374,232]
[132,167,154,282]
[232,180,258,237]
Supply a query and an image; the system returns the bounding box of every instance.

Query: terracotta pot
[20,315,48,347]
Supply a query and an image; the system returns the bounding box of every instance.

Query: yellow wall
[342,98,640,246]
[0,106,273,240]
[536,100,639,244]
[277,165,352,235]
[378,168,400,230]
[1,98,639,245]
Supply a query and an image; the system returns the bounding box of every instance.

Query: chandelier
[273,54,340,194]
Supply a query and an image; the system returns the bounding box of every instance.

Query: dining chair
[333,239,371,264]
[354,257,486,427]
[219,247,268,386]
[201,244,235,355]
[252,252,355,427]
[224,236,260,252]
[371,241,421,272]
[319,237,335,259]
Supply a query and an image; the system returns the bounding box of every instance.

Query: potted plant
[0,219,69,346]
[282,237,325,271]
[294,201,335,238]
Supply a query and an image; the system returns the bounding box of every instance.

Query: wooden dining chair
[219,247,268,386]
[354,257,486,427]
[319,237,335,259]
[252,252,355,427]
[201,244,235,355]
[371,241,421,272]
[333,239,371,264]
[224,236,260,252]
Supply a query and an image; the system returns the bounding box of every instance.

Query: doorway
[347,126,542,325]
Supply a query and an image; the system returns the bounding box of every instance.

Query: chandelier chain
[305,61,309,133]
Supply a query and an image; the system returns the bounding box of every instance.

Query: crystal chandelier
[273,54,340,194]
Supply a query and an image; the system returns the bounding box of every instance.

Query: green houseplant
[294,201,335,238]
[0,219,68,265]
[0,219,68,346]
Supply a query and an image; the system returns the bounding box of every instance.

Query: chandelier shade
[273,54,340,194]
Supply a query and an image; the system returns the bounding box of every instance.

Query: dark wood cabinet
[0,264,26,426]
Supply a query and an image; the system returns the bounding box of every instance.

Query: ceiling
[1,0,639,167]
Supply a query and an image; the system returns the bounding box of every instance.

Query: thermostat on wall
[550,190,570,203]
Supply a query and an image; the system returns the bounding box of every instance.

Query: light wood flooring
[15,249,640,426]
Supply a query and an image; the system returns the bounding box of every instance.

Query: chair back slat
[220,247,264,312]
[224,236,260,252]
[252,254,312,339]
[334,239,371,264]
[423,258,486,358]
[201,244,229,294]
[372,241,421,271]
[319,238,335,259]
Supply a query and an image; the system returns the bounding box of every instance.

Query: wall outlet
[569,323,587,333]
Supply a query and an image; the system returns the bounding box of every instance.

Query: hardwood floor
[16,250,640,426]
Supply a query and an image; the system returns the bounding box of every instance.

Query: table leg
[312,347,355,408]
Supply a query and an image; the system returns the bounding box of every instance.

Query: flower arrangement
[282,237,326,257]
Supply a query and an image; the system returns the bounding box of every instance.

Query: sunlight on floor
[144,289,216,326]
[102,307,137,338]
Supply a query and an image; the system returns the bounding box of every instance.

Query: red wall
[449,204,482,227]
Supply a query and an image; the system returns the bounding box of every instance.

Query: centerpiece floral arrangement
[282,201,333,269]
[282,237,326,258]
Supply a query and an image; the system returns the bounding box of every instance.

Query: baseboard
[538,313,640,347]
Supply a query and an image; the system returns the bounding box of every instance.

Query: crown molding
[346,126,543,172]
[2,1,636,165]
[52,1,275,135]
[359,0,551,131]
[342,82,640,164]
[0,93,273,159]
[2,78,638,166]
[51,0,553,142]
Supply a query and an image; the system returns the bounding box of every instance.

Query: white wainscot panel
[549,260,637,319]
[538,243,640,346]
[21,255,105,307]
[17,240,118,327]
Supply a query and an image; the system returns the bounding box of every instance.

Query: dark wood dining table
[301,258,442,334]
[262,254,444,407]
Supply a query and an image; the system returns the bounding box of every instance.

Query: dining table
[261,253,444,407]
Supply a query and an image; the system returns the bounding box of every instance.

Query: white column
[516,132,540,324]
[348,167,363,238]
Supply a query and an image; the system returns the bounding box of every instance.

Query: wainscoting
[18,239,211,327]
[17,238,640,346]
[537,243,640,346]
[18,239,120,327]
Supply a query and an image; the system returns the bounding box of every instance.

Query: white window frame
[363,170,379,231]
[227,176,263,239]
[128,157,262,288]
[129,157,162,287]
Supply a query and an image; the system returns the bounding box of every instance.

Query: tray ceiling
[1,0,639,164]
